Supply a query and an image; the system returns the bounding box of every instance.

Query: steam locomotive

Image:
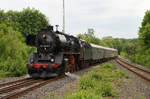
[26,26,118,78]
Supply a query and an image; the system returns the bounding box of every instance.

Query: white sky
[0,0,150,38]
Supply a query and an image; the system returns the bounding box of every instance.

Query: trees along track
[0,75,65,99]
[115,58,150,83]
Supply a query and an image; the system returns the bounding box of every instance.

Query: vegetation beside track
[63,63,128,99]
[0,8,49,78]
[0,24,30,77]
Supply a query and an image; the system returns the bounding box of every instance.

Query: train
[26,26,118,78]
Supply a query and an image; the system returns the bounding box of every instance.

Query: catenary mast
[63,0,65,33]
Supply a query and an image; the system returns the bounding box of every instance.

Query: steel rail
[0,78,29,88]
[0,79,41,94]
[118,58,150,74]
[115,58,150,82]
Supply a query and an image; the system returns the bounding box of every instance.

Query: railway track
[0,75,65,99]
[115,58,150,83]
[0,78,29,88]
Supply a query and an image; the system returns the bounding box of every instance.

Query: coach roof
[90,43,117,51]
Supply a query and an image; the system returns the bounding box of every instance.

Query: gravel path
[110,60,150,99]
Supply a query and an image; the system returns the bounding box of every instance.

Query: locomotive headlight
[50,58,55,62]
[42,34,46,39]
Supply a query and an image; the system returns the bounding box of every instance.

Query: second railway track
[115,58,150,83]
[0,78,29,88]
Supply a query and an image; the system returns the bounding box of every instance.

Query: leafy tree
[0,8,49,77]
[0,10,7,23]
[102,36,114,47]
[139,24,150,47]
[19,8,49,36]
[140,10,150,28]
[87,28,94,37]
[125,43,136,57]
[0,24,30,76]
[77,28,104,45]
[0,8,50,37]
[139,10,150,48]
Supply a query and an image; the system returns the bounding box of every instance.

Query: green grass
[65,63,128,99]
[0,70,9,80]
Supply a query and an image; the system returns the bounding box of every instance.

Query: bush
[0,24,30,77]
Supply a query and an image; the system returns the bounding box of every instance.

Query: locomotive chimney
[56,25,59,31]
[47,26,53,31]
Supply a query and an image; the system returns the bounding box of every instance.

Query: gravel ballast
[110,60,150,99]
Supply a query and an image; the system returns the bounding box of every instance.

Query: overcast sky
[0,0,150,38]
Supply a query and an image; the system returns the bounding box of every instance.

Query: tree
[102,36,113,47]
[139,10,150,48]
[0,24,30,76]
[19,8,49,37]
[139,24,150,47]
[0,10,7,23]
[0,8,50,37]
[0,8,50,77]
[77,29,104,45]
[88,28,94,37]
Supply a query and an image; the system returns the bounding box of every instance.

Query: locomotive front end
[27,27,64,78]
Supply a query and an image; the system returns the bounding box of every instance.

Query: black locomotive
[26,26,118,78]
